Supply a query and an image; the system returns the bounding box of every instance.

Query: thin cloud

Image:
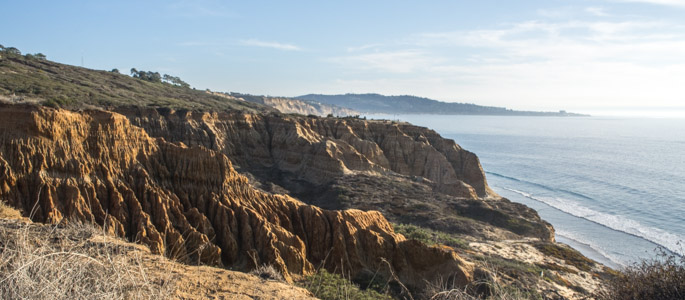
[586,7,610,16]
[239,39,302,51]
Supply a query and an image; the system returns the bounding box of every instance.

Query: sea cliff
[0,53,614,299]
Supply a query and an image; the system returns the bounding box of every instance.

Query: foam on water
[502,187,685,256]
[555,229,623,269]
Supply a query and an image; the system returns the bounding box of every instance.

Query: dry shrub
[597,248,685,300]
[0,219,175,300]
[425,277,540,300]
[249,264,285,281]
[425,262,543,300]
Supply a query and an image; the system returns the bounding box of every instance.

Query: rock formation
[116,107,494,199]
[0,104,472,288]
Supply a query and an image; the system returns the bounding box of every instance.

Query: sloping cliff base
[0,103,615,299]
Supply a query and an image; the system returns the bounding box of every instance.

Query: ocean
[370,114,685,268]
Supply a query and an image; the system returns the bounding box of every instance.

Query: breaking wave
[502,187,685,256]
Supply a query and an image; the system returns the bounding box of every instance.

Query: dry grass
[0,200,21,219]
[426,281,541,300]
[0,219,175,300]
[597,248,685,300]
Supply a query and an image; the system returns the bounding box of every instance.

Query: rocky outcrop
[251,96,359,117]
[116,107,494,199]
[0,104,472,288]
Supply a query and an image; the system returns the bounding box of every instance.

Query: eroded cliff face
[116,107,495,199]
[110,107,555,242]
[0,104,472,288]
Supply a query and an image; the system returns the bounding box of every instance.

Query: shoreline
[556,234,622,270]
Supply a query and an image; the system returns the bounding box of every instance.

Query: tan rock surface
[0,103,472,288]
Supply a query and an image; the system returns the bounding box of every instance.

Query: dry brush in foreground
[0,218,175,300]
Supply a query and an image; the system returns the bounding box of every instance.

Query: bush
[298,268,393,300]
[598,248,685,300]
[393,223,469,250]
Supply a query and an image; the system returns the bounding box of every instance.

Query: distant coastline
[297,93,590,117]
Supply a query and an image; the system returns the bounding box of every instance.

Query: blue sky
[2,0,685,113]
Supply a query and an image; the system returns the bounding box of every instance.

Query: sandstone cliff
[117,107,494,199]
[113,107,554,242]
[0,104,472,289]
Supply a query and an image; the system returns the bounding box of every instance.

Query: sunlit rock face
[118,107,494,199]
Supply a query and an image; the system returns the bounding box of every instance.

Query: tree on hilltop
[2,47,21,56]
[130,69,162,83]
[162,74,190,88]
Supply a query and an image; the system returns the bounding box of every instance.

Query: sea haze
[370,114,685,268]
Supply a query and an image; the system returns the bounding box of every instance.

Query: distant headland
[297,93,589,116]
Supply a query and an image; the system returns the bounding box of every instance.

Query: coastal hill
[210,91,360,117]
[298,93,587,116]
[0,48,611,299]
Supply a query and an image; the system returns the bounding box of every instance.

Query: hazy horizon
[3,0,685,115]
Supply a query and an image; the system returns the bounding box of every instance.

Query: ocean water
[370,114,685,268]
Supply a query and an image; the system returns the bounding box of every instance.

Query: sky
[2,0,685,114]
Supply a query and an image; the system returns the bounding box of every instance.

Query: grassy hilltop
[0,49,266,112]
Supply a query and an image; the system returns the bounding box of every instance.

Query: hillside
[0,52,267,112]
[298,93,587,116]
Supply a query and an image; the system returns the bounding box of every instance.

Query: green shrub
[298,269,393,300]
[393,223,469,250]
